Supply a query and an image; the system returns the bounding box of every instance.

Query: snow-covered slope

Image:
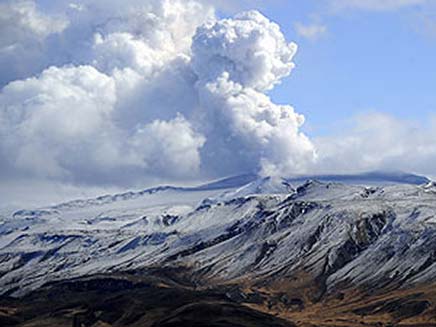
[287,171,430,186]
[1,173,436,298]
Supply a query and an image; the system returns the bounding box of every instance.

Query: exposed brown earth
[1,268,436,327]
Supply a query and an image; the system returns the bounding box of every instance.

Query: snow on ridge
[1,173,436,297]
[12,171,429,214]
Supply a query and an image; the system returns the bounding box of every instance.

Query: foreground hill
[1,172,436,326]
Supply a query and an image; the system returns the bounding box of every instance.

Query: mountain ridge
[1,172,436,326]
[12,171,429,214]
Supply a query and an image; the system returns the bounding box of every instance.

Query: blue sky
[218,0,436,136]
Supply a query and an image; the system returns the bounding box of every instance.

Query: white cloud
[294,22,327,40]
[0,63,206,185]
[0,65,120,180]
[326,0,436,38]
[192,10,316,177]
[0,0,67,48]
[314,112,436,175]
[0,1,317,190]
[129,115,205,177]
[330,0,429,12]
[0,0,68,86]
[0,0,215,87]
[192,10,298,92]
[196,72,316,177]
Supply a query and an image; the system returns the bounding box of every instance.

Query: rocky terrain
[1,172,436,326]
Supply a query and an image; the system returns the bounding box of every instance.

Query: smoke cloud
[0,0,316,188]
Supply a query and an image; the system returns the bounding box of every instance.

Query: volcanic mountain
[1,172,436,327]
